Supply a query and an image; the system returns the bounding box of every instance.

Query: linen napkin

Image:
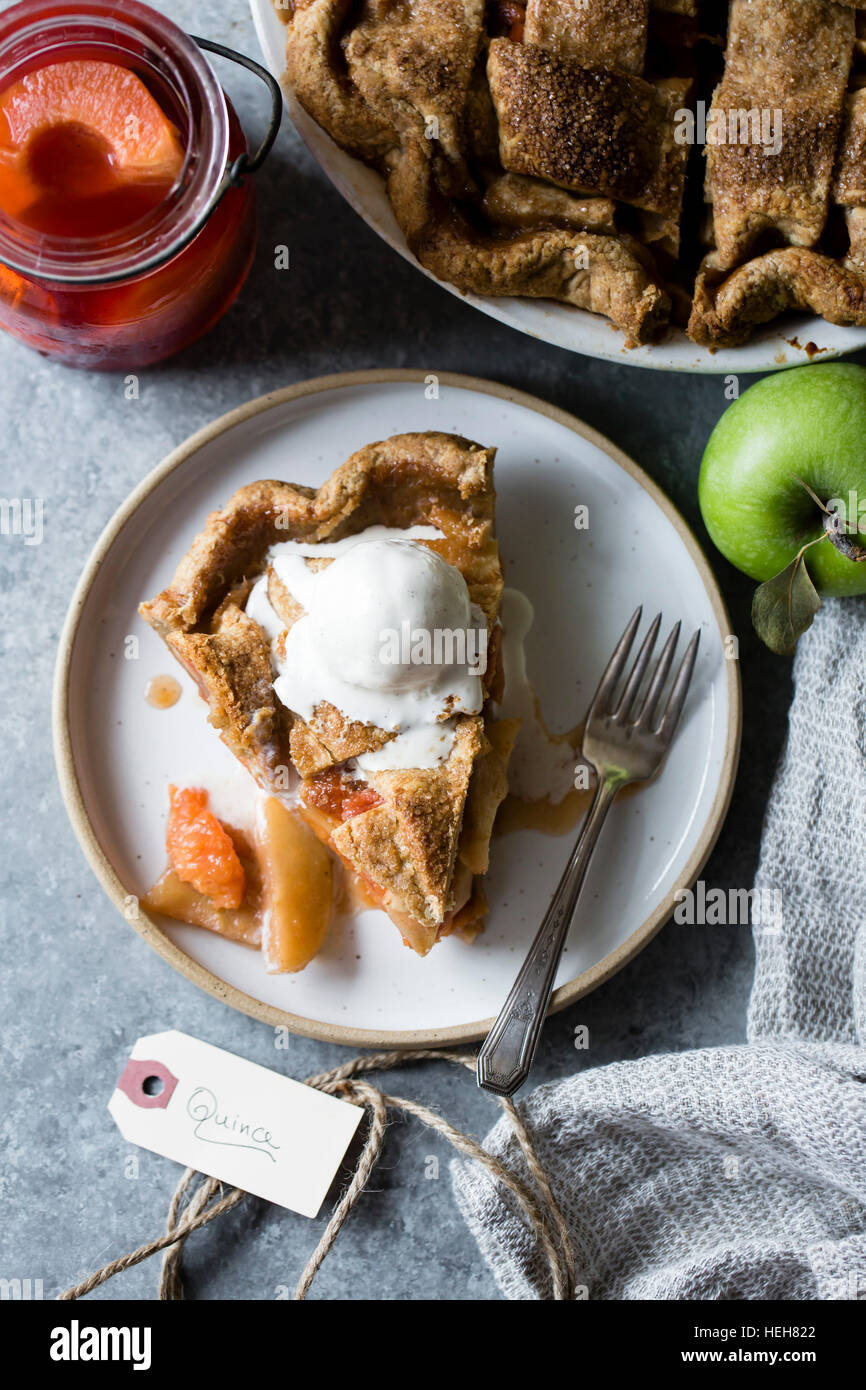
[451,600,866,1300]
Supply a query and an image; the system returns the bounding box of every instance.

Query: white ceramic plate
[54,371,740,1045]
[250,0,866,374]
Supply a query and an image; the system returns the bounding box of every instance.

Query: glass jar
[0,0,280,369]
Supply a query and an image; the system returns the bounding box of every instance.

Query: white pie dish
[250,0,866,375]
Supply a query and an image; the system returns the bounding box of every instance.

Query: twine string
[57,1177,245,1301]
[158,1169,232,1300]
[58,1049,575,1302]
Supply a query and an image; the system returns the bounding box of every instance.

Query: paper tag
[108,1030,363,1218]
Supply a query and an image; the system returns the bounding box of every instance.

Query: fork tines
[594,606,700,738]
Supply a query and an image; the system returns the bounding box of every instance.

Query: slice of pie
[140,432,515,958]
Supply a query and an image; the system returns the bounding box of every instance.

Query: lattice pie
[282,0,866,348]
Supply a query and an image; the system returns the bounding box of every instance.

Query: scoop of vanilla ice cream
[270,535,485,754]
[308,538,473,692]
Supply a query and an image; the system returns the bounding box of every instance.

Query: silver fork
[477,608,701,1098]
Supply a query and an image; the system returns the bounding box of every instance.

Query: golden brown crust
[141,430,500,777]
[144,590,295,791]
[267,566,305,629]
[704,0,854,272]
[487,40,689,229]
[481,174,618,235]
[833,90,866,210]
[687,0,865,345]
[845,206,866,270]
[342,0,484,163]
[289,701,396,779]
[284,0,676,343]
[332,718,484,952]
[387,140,669,346]
[283,0,394,162]
[142,430,497,617]
[689,247,866,347]
[418,218,670,347]
[140,430,510,953]
[524,0,649,75]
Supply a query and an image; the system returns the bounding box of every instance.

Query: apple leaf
[751,549,822,656]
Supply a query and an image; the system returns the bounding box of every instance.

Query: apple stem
[792,475,866,560]
[793,476,832,515]
[824,510,866,561]
[797,533,828,554]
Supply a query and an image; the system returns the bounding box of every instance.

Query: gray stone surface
[1,0,849,1302]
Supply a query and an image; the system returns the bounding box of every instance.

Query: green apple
[699,362,866,598]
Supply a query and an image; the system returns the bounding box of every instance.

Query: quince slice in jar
[256,796,334,973]
[0,59,184,229]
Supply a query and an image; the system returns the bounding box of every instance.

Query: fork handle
[477,777,620,1097]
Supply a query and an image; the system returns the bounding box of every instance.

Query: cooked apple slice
[256,796,334,973]
[144,871,261,947]
[458,718,520,874]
